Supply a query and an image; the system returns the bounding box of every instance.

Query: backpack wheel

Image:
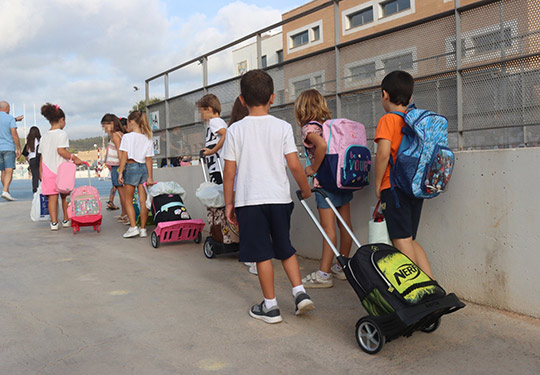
[356,317,385,355]
[151,231,160,248]
[194,231,202,244]
[421,317,441,333]
[203,238,215,259]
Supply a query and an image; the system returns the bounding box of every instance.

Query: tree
[132,97,162,112]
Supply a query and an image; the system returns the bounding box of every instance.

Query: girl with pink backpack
[295,89,356,288]
[39,103,83,231]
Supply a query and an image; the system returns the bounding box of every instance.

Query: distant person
[223,70,314,324]
[102,114,126,220]
[39,103,83,230]
[374,70,433,278]
[295,89,353,288]
[118,110,155,239]
[198,94,227,184]
[0,100,23,201]
[23,126,42,193]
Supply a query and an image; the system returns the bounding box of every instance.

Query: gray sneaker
[331,263,347,280]
[294,291,315,316]
[249,301,283,324]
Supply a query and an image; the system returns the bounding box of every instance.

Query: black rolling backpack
[152,194,191,225]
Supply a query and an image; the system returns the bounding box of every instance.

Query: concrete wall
[154,148,540,318]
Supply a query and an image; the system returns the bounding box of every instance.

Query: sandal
[117,214,128,223]
[107,201,119,210]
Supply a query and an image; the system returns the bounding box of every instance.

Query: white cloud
[2,0,285,139]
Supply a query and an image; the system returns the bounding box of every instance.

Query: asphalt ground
[1,199,539,375]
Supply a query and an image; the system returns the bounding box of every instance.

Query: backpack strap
[302,121,324,170]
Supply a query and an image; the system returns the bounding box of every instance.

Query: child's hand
[305,165,316,177]
[146,177,155,186]
[118,172,124,185]
[300,189,312,199]
[201,148,212,156]
[225,204,238,225]
[73,156,83,165]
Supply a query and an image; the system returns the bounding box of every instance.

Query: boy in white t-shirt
[198,94,227,184]
[223,70,314,324]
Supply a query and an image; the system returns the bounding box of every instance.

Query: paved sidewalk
[1,200,539,375]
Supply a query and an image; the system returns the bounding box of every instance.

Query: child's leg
[256,259,275,299]
[117,186,126,216]
[281,254,302,287]
[336,203,353,257]
[123,184,136,227]
[60,193,69,220]
[318,207,337,273]
[48,194,59,223]
[392,237,433,278]
[109,186,116,204]
[137,184,148,229]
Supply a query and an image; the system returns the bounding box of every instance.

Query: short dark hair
[381,70,414,106]
[197,94,221,115]
[240,69,273,107]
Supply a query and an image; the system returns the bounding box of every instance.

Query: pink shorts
[41,163,59,195]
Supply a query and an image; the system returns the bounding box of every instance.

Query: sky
[1,0,305,139]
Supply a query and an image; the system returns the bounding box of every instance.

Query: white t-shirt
[119,132,154,163]
[28,138,39,160]
[222,115,298,207]
[39,129,69,174]
[205,117,227,174]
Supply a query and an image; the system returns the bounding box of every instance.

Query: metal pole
[455,0,464,150]
[334,0,342,118]
[165,73,170,161]
[256,33,262,69]
[202,56,208,95]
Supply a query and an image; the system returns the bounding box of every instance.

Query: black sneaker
[294,292,315,316]
[249,301,283,324]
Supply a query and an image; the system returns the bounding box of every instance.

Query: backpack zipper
[370,252,395,293]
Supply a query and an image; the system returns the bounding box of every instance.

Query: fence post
[164,73,170,161]
[202,56,208,95]
[257,33,262,69]
[334,0,342,118]
[455,0,464,150]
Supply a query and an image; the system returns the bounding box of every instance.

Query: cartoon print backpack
[68,186,102,218]
[390,104,454,203]
[308,118,371,191]
[56,155,77,194]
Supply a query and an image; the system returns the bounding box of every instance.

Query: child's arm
[145,156,154,185]
[118,150,127,185]
[374,139,391,200]
[202,128,226,156]
[285,152,312,199]
[223,159,237,225]
[304,132,327,177]
[57,148,82,165]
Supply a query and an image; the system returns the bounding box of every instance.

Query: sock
[292,285,306,297]
[317,270,331,279]
[264,297,278,310]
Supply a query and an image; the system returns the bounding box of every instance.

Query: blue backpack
[390,104,454,205]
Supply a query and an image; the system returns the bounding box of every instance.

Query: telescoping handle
[81,161,91,186]
[296,189,362,259]
[199,149,223,183]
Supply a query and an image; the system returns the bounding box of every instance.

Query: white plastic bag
[195,182,225,208]
[368,200,392,245]
[146,181,186,209]
[30,186,51,222]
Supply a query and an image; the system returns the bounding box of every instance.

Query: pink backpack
[56,156,77,194]
[68,185,102,219]
[308,118,371,191]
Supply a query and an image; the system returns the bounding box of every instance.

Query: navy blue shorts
[235,202,296,262]
[380,188,423,240]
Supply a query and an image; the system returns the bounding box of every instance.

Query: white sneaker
[62,220,70,228]
[50,222,59,231]
[139,228,147,238]
[331,263,347,280]
[1,191,15,201]
[123,226,140,238]
[302,271,333,288]
[248,263,258,275]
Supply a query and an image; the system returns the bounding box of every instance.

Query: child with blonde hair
[118,111,155,238]
[295,89,354,288]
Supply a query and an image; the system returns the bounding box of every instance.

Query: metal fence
[146,0,540,162]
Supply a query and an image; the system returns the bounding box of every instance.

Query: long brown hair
[127,110,152,139]
[228,97,249,126]
[26,126,41,152]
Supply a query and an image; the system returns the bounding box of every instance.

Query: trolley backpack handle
[296,188,362,267]
[199,149,223,183]
[81,161,92,186]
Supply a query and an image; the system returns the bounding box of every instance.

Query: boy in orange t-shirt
[374,71,433,278]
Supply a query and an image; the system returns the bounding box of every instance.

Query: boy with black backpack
[374,70,433,278]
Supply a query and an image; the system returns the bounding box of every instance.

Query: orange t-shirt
[374,112,406,191]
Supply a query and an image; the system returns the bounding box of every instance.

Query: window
[450,39,467,57]
[349,62,376,82]
[472,28,513,54]
[312,26,320,41]
[381,0,411,17]
[261,55,267,68]
[348,7,374,29]
[313,75,323,90]
[277,50,283,64]
[293,79,311,95]
[383,53,414,72]
[237,61,247,75]
[289,71,326,98]
[291,30,309,48]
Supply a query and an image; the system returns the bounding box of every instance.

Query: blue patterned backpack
[390,104,454,205]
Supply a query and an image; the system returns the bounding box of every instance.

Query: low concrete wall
[154,148,540,318]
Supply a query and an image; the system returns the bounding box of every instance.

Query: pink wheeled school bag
[67,163,102,233]
[56,155,77,194]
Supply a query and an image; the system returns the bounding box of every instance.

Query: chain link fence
[147,0,540,163]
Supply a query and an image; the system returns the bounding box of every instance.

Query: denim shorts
[110,165,122,187]
[0,150,16,170]
[123,163,148,186]
[315,188,353,209]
